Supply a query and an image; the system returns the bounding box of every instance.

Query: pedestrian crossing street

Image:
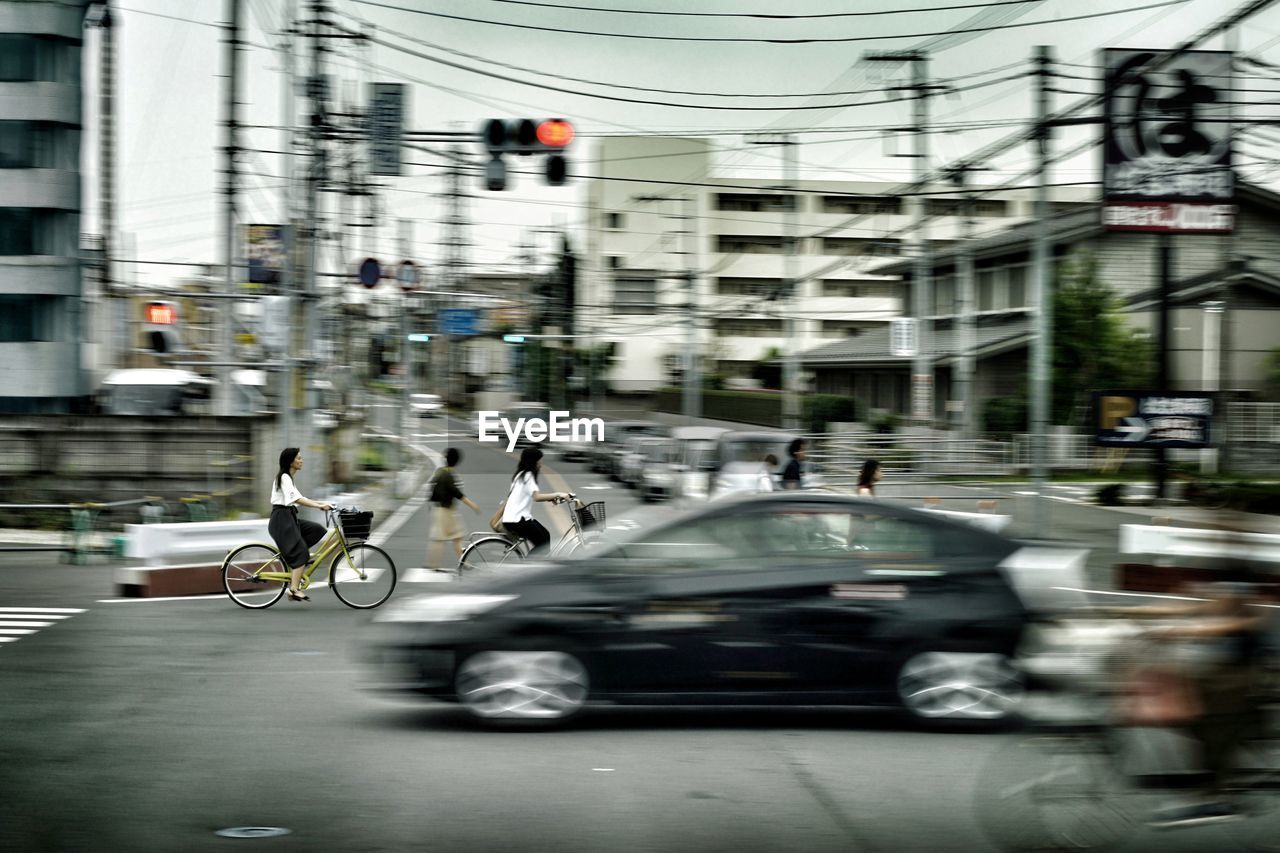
[0,607,85,647]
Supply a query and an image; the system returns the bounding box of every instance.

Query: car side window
[847,511,935,559]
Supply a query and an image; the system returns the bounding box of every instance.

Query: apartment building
[0,0,93,413]
[582,136,1092,393]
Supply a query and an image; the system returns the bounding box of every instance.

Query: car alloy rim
[897,652,1024,720]
[456,651,588,719]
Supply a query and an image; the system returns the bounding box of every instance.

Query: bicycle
[221,507,397,609]
[975,615,1280,852]
[456,495,605,577]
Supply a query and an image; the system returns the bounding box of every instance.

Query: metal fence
[812,433,1019,486]
[1229,402,1280,443]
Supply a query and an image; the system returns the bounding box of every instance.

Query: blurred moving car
[588,420,669,477]
[617,435,674,489]
[639,426,727,502]
[410,393,443,417]
[366,492,1050,727]
[708,431,800,498]
[98,368,214,415]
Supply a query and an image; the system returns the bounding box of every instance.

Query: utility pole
[218,0,241,417]
[301,0,326,482]
[867,51,940,430]
[683,194,702,423]
[279,0,297,447]
[948,166,980,439]
[1029,45,1054,528]
[90,2,121,370]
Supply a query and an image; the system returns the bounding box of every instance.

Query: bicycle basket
[576,501,605,530]
[339,509,373,541]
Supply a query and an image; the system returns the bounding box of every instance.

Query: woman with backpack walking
[427,447,481,570]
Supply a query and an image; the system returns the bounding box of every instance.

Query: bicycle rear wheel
[458,536,520,578]
[974,732,1147,852]
[330,543,397,609]
[222,544,288,609]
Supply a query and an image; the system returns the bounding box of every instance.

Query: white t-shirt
[757,466,775,492]
[501,471,538,523]
[271,472,303,507]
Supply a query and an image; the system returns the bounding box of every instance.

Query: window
[715,193,798,212]
[714,319,783,337]
[977,269,997,311]
[0,295,60,343]
[0,209,35,255]
[606,212,624,229]
[0,36,37,82]
[613,276,657,314]
[0,122,34,169]
[933,274,955,315]
[821,196,902,216]
[821,279,897,298]
[1007,265,1027,308]
[716,277,781,297]
[820,237,901,257]
[924,198,1008,218]
[716,235,785,254]
[820,321,864,338]
[606,255,622,269]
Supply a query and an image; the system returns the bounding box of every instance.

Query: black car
[365,493,1043,727]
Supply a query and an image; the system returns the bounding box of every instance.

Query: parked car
[617,435,675,490]
[708,431,799,499]
[365,492,1052,727]
[587,420,668,476]
[410,393,443,417]
[639,426,727,502]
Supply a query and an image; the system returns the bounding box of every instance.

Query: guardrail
[0,497,162,563]
[1116,522,1280,593]
[123,519,270,567]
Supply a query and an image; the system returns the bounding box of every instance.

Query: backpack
[429,469,452,507]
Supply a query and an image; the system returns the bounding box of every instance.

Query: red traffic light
[537,119,574,148]
[144,302,177,325]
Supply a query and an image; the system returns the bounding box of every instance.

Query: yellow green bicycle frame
[249,525,368,589]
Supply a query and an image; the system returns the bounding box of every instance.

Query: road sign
[439,308,479,337]
[396,260,419,291]
[358,257,381,288]
[406,333,431,342]
[1093,391,1214,448]
[890,318,917,357]
[368,83,406,176]
[1102,49,1234,233]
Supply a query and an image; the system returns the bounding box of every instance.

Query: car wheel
[897,651,1024,724]
[455,649,589,724]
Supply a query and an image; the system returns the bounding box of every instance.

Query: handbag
[489,499,507,534]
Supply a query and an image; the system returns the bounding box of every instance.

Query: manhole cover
[215,827,292,839]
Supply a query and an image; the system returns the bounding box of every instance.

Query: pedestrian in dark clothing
[267,447,333,602]
[427,447,481,569]
[781,438,806,490]
[857,459,882,496]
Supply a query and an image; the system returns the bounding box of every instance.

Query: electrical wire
[476,0,1046,19]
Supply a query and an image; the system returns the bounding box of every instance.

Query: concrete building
[582,136,1093,395]
[803,182,1280,425]
[0,0,93,413]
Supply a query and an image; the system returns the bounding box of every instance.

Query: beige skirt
[431,504,464,541]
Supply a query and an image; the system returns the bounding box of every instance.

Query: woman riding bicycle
[268,447,333,602]
[500,446,571,556]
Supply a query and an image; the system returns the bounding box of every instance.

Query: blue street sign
[438,308,479,337]
[358,257,381,288]
[1093,391,1214,448]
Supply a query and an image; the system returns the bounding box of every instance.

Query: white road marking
[0,637,18,643]
[0,607,84,614]
[0,621,53,628]
[98,594,228,603]
[0,629,38,635]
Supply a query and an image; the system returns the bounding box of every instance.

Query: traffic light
[142,300,180,354]
[480,118,574,190]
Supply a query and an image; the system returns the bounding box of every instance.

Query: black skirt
[268,505,326,568]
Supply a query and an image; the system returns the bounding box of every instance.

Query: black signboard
[1102,49,1234,233]
[1093,391,1213,449]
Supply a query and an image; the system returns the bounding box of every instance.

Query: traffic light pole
[218,0,241,417]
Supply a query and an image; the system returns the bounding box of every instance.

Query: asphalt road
[0,414,1264,852]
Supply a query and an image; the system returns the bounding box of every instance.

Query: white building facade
[583,136,1092,394]
[0,0,91,413]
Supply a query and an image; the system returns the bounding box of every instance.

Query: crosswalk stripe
[0,621,53,628]
[0,607,84,614]
[0,637,18,643]
[0,629,38,635]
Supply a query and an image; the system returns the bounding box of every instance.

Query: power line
[351,0,1190,44]
[476,0,1045,19]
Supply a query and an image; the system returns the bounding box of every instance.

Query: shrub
[803,395,861,433]
[1095,483,1126,506]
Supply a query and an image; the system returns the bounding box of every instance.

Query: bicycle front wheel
[330,543,397,609]
[458,536,520,577]
[223,544,288,609]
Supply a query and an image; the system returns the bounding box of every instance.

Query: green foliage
[803,394,861,433]
[1262,346,1280,401]
[752,347,783,389]
[654,388,782,427]
[982,394,1028,439]
[869,410,899,434]
[1052,251,1156,425]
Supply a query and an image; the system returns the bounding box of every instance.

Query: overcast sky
[81,0,1280,286]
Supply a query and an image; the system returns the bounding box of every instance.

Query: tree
[1051,251,1155,425]
[1263,346,1280,401]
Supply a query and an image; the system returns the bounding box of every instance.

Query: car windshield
[680,440,716,468]
[721,438,790,464]
[644,440,677,463]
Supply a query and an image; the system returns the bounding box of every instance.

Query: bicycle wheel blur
[458,536,519,577]
[330,543,397,608]
[222,544,288,609]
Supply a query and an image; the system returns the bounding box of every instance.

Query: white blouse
[270,472,303,507]
[501,471,538,523]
